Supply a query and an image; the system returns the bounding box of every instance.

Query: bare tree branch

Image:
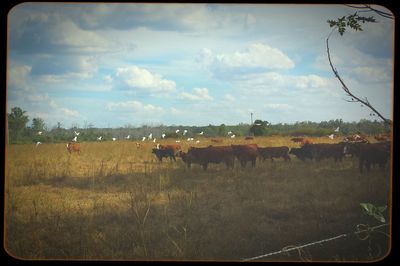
[344,4,394,20]
[326,31,391,126]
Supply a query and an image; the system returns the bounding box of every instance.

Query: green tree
[7,107,29,143]
[32,118,45,132]
[218,124,227,136]
[249,119,269,136]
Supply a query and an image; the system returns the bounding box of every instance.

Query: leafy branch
[326,9,392,126]
[327,12,376,36]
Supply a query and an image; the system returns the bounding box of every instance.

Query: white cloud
[106,100,163,113]
[350,66,391,83]
[223,94,235,102]
[199,43,295,78]
[293,74,327,89]
[216,43,294,69]
[103,75,113,83]
[264,103,292,110]
[114,66,176,93]
[8,65,32,92]
[180,87,213,101]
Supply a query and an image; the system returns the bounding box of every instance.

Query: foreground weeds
[4,138,391,261]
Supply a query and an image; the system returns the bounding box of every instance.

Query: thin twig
[326,32,391,126]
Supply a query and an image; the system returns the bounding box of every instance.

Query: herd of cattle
[152,138,391,173]
[64,134,391,173]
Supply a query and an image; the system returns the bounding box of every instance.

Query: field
[4,136,391,261]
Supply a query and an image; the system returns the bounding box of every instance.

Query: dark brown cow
[343,142,390,172]
[231,144,259,168]
[152,148,176,162]
[307,143,346,162]
[290,137,304,143]
[258,146,290,162]
[289,146,313,161]
[66,142,80,154]
[181,146,235,170]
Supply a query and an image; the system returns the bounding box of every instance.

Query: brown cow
[374,134,390,142]
[158,144,182,154]
[231,144,259,168]
[300,138,313,146]
[181,146,235,170]
[258,146,290,162]
[290,137,304,143]
[66,142,80,154]
[343,134,369,143]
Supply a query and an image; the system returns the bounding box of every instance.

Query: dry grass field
[4,136,391,261]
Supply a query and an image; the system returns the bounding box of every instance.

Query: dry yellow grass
[4,136,390,261]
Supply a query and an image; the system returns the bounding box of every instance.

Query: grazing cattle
[245,136,254,140]
[307,143,346,162]
[289,146,313,161]
[300,138,314,146]
[258,146,290,162]
[152,148,176,162]
[374,134,390,142]
[343,134,369,143]
[343,143,390,172]
[158,144,182,154]
[180,146,235,170]
[290,137,304,143]
[231,144,259,168]
[66,142,80,154]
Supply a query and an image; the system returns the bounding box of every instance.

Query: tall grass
[4,137,390,261]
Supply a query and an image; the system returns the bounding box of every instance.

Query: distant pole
[251,112,253,125]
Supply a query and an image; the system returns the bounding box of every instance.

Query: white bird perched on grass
[161,133,166,139]
[187,137,194,141]
[199,131,204,135]
[328,134,334,140]
[153,138,156,143]
[36,141,42,147]
[176,129,180,133]
[97,136,102,141]
[334,127,340,132]
[183,129,188,135]
[126,135,130,140]
[38,131,43,135]
[72,136,78,142]
[74,131,80,136]
[112,137,117,141]
[175,140,181,143]
[230,134,236,139]
[142,137,146,141]
[227,131,233,135]
[156,143,160,149]
[195,140,200,144]
[148,133,153,140]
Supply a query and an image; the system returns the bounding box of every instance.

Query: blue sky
[8,3,394,128]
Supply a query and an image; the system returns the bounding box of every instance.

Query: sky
[7,3,394,129]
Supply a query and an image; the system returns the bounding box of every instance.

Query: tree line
[6,107,390,144]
